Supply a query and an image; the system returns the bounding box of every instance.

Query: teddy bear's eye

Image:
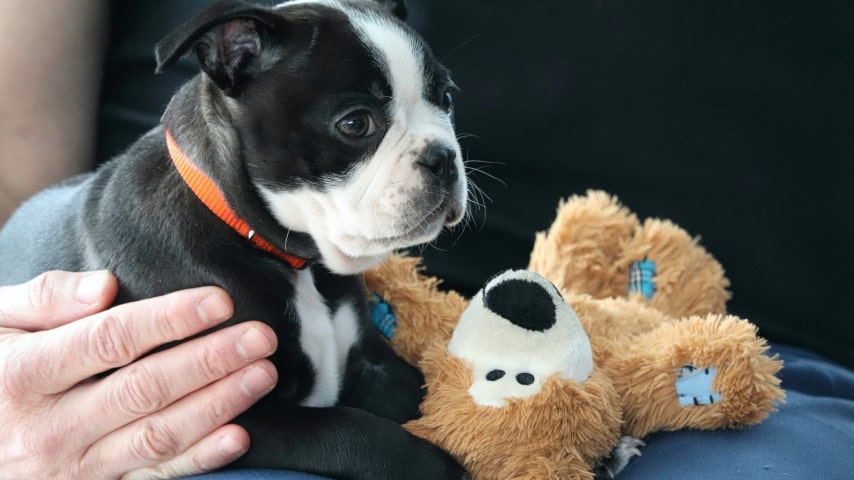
[486,369,505,381]
[516,373,535,385]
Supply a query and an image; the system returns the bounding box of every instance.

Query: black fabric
[408,0,854,369]
[97,1,209,164]
[96,1,854,368]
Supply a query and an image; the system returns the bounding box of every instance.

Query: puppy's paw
[403,434,469,480]
[592,436,644,479]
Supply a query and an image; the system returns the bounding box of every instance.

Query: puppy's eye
[336,110,378,138]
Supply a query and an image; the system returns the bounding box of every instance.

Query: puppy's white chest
[292,269,360,407]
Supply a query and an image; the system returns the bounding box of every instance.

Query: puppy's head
[157,0,467,274]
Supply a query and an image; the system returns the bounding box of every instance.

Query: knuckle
[146,291,206,346]
[148,297,184,342]
[197,392,236,424]
[24,429,63,459]
[196,343,231,383]
[0,345,31,397]
[130,418,183,462]
[85,313,136,368]
[15,423,77,473]
[27,271,57,314]
[111,364,168,416]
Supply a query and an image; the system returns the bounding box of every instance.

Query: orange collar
[165,129,309,270]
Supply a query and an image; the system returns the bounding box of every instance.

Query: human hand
[0,270,279,479]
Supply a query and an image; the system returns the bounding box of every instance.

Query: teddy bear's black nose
[483,278,556,331]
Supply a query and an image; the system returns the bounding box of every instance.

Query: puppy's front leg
[338,328,427,423]
[234,402,467,480]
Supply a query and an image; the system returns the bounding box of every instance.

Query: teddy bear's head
[404,270,623,480]
[447,270,594,407]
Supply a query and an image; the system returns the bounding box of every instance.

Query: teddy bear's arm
[363,254,468,365]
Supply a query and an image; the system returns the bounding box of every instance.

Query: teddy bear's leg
[617,218,731,318]
[528,190,639,297]
[608,315,784,438]
[675,364,722,407]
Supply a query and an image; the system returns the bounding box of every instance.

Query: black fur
[0,1,465,478]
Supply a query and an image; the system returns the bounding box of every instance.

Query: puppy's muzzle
[417,140,466,225]
[417,142,459,187]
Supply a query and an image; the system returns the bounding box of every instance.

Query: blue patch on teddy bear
[676,365,722,407]
[369,293,397,340]
[628,259,657,300]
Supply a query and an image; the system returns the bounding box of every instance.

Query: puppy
[0,0,468,478]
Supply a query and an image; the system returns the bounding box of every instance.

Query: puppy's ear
[375,0,407,21]
[155,0,283,95]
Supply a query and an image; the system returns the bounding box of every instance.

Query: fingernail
[197,292,232,324]
[240,365,276,398]
[76,271,111,305]
[218,434,247,457]
[236,327,274,361]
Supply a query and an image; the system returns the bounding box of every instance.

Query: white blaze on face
[261,1,467,275]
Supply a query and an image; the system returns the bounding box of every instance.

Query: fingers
[62,320,277,444]
[0,270,118,331]
[0,271,281,479]
[120,424,251,480]
[26,286,237,395]
[96,361,277,479]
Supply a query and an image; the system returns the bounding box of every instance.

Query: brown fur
[363,190,784,480]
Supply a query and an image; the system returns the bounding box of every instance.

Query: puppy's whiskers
[440,33,480,62]
[450,154,502,240]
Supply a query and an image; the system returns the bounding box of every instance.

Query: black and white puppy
[0,0,468,478]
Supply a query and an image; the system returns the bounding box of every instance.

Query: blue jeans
[186,343,854,480]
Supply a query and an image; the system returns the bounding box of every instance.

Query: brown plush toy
[363,190,784,480]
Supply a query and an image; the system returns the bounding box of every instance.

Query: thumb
[0,270,118,331]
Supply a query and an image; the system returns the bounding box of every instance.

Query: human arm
[0,2,107,225]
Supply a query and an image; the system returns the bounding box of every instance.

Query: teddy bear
[363,190,785,480]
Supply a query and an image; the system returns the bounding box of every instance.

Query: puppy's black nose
[417,144,458,184]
